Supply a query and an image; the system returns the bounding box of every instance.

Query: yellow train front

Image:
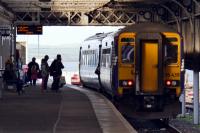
[115,23,184,119]
[79,23,184,120]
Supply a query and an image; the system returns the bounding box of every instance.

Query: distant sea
[27,45,79,83]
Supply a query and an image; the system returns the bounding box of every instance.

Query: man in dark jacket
[27,57,39,86]
[50,54,64,92]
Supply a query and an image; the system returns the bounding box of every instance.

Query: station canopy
[1,0,200,70]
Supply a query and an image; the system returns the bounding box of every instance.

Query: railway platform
[0,84,136,133]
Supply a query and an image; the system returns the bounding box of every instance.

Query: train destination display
[17,25,42,35]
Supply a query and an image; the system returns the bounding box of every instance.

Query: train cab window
[167,37,178,42]
[121,38,134,43]
[165,44,178,64]
[121,45,134,64]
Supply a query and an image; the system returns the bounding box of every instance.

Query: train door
[135,33,164,94]
[141,40,158,92]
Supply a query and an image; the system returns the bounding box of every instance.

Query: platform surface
[0,84,136,133]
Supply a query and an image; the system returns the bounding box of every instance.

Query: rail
[167,123,182,133]
[126,118,182,133]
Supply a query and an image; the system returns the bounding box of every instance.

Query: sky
[16,26,124,72]
[16,26,124,48]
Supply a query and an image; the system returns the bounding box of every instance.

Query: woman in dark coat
[50,54,64,92]
[27,57,39,86]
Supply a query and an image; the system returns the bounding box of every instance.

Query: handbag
[59,76,66,87]
[37,70,42,79]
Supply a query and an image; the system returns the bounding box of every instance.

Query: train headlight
[122,81,128,86]
[165,80,179,87]
[171,81,177,86]
[120,80,134,87]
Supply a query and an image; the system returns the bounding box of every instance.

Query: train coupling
[143,96,155,109]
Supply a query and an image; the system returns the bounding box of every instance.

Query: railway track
[126,117,181,133]
[80,85,182,132]
[167,124,182,133]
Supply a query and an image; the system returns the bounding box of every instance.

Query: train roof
[118,23,178,33]
[84,32,111,41]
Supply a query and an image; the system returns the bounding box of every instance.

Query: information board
[17,25,42,35]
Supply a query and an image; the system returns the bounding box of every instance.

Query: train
[79,23,184,120]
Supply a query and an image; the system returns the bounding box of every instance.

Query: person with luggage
[27,57,39,86]
[49,54,64,92]
[3,57,24,95]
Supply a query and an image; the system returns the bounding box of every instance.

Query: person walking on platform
[27,57,39,86]
[41,55,49,92]
[50,54,64,92]
[3,58,24,95]
[3,58,17,89]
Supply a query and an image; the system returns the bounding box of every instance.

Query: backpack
[49,61,55,76]
[31,64,37,74]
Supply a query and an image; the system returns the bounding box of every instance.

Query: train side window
[95,53,98,65]
[121,45,134,64]
[165,44,178,64]
[81,51,83,65]
[84,55,86,66]
[94,53,96,65]
[86,54,88,66]
[102,48,111,67]
[82,52,84,65]
[96,53,98,65]
[89,53,92,66]
[81,55,83,65]
[91,54,93,66]
[88,55,90,66]
[92,54,95,66]
[106,55,110,67]
[102,55,106,67]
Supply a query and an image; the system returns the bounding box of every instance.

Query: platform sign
[17,25,42,35]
